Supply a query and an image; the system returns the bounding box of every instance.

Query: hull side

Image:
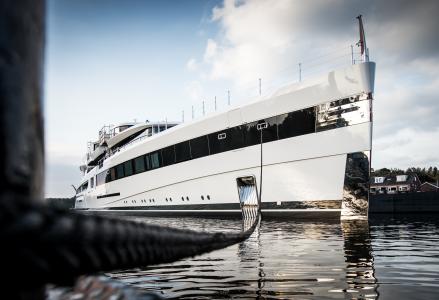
[82,122,370,216]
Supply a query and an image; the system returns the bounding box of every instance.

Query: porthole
[201,195,204,200]
[170,197,172,201]
[181,197,184,201]
[186,196,189,201]
[207,195,210,200]
[149,199,151,203]
[166,198,168,202]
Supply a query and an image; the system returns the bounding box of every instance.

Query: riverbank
[46,197,75,209]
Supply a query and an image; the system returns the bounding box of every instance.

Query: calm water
[107,214,439,299]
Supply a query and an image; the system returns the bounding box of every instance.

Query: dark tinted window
[134,156,146,173]
[190,135,209,159]
[116,164,124,179]
[150,151,161,169]
[110,167,116,181]
[81,181,88,191]
[277,107,316,139]
[228,126,245,150]
[145,154,151,170]
[245,117,278,146]
[208,126,246,154]
[244,122,259,146]
[175,141,191,163]
[96,170,108,186]
[124,160,133,176]
[161,146,175,166]
[105,169,112,183]
[208,131,229,154]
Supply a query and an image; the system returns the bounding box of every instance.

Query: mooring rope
[0,197,259,288]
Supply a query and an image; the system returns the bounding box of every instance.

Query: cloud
[186,58,198,71]
[199,0,439,82]
[373,127,439,169]
[184,80,204,102]
[203,39,218,62]
[191,0,439,168]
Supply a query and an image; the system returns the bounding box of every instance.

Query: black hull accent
[78,201,341,220]
[97,192,120,199]
[81,208,340,220]
[105,200,341,211]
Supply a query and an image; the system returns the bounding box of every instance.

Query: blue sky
[45,0,439,197]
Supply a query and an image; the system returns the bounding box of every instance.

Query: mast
[356,15,369,62]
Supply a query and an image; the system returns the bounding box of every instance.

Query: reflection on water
[341,220,377,299]
[107,215,439,299]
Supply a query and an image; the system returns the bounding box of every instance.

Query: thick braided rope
[0,198,258,287]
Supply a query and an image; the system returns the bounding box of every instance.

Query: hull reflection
[341,220,378,299]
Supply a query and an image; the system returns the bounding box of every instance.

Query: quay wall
[369,191,439,213]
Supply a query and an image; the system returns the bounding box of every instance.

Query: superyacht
[74,17,375,219]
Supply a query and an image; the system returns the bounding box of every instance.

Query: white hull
[75,62,376,219]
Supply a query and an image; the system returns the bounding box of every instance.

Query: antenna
[350,45,354,65]
[202,100,205,116]
[182,110,184,123]
[192,105,194,120]
[356,15,369,62]
[259,78,262,96]
[214,96,217,111]
[298,63,302,82]
[227,90,231,106]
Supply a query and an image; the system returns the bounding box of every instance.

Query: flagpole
[356,15,368,62]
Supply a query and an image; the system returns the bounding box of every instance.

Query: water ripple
[107,214,439,299]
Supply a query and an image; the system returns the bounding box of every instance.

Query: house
[419,182,439,192]
[370,174,421,194]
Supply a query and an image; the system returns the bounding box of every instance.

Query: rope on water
[0,197,259,288]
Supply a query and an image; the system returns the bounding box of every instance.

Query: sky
[45,0,439,197]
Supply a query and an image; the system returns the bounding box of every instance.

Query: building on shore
[419,182,439,193]
[370,174,421,194]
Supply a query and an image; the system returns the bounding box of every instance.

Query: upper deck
[81,121,179,173]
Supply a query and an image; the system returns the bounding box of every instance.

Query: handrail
[96,133,150,168]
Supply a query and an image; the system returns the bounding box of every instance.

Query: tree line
[371,166,439,184]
